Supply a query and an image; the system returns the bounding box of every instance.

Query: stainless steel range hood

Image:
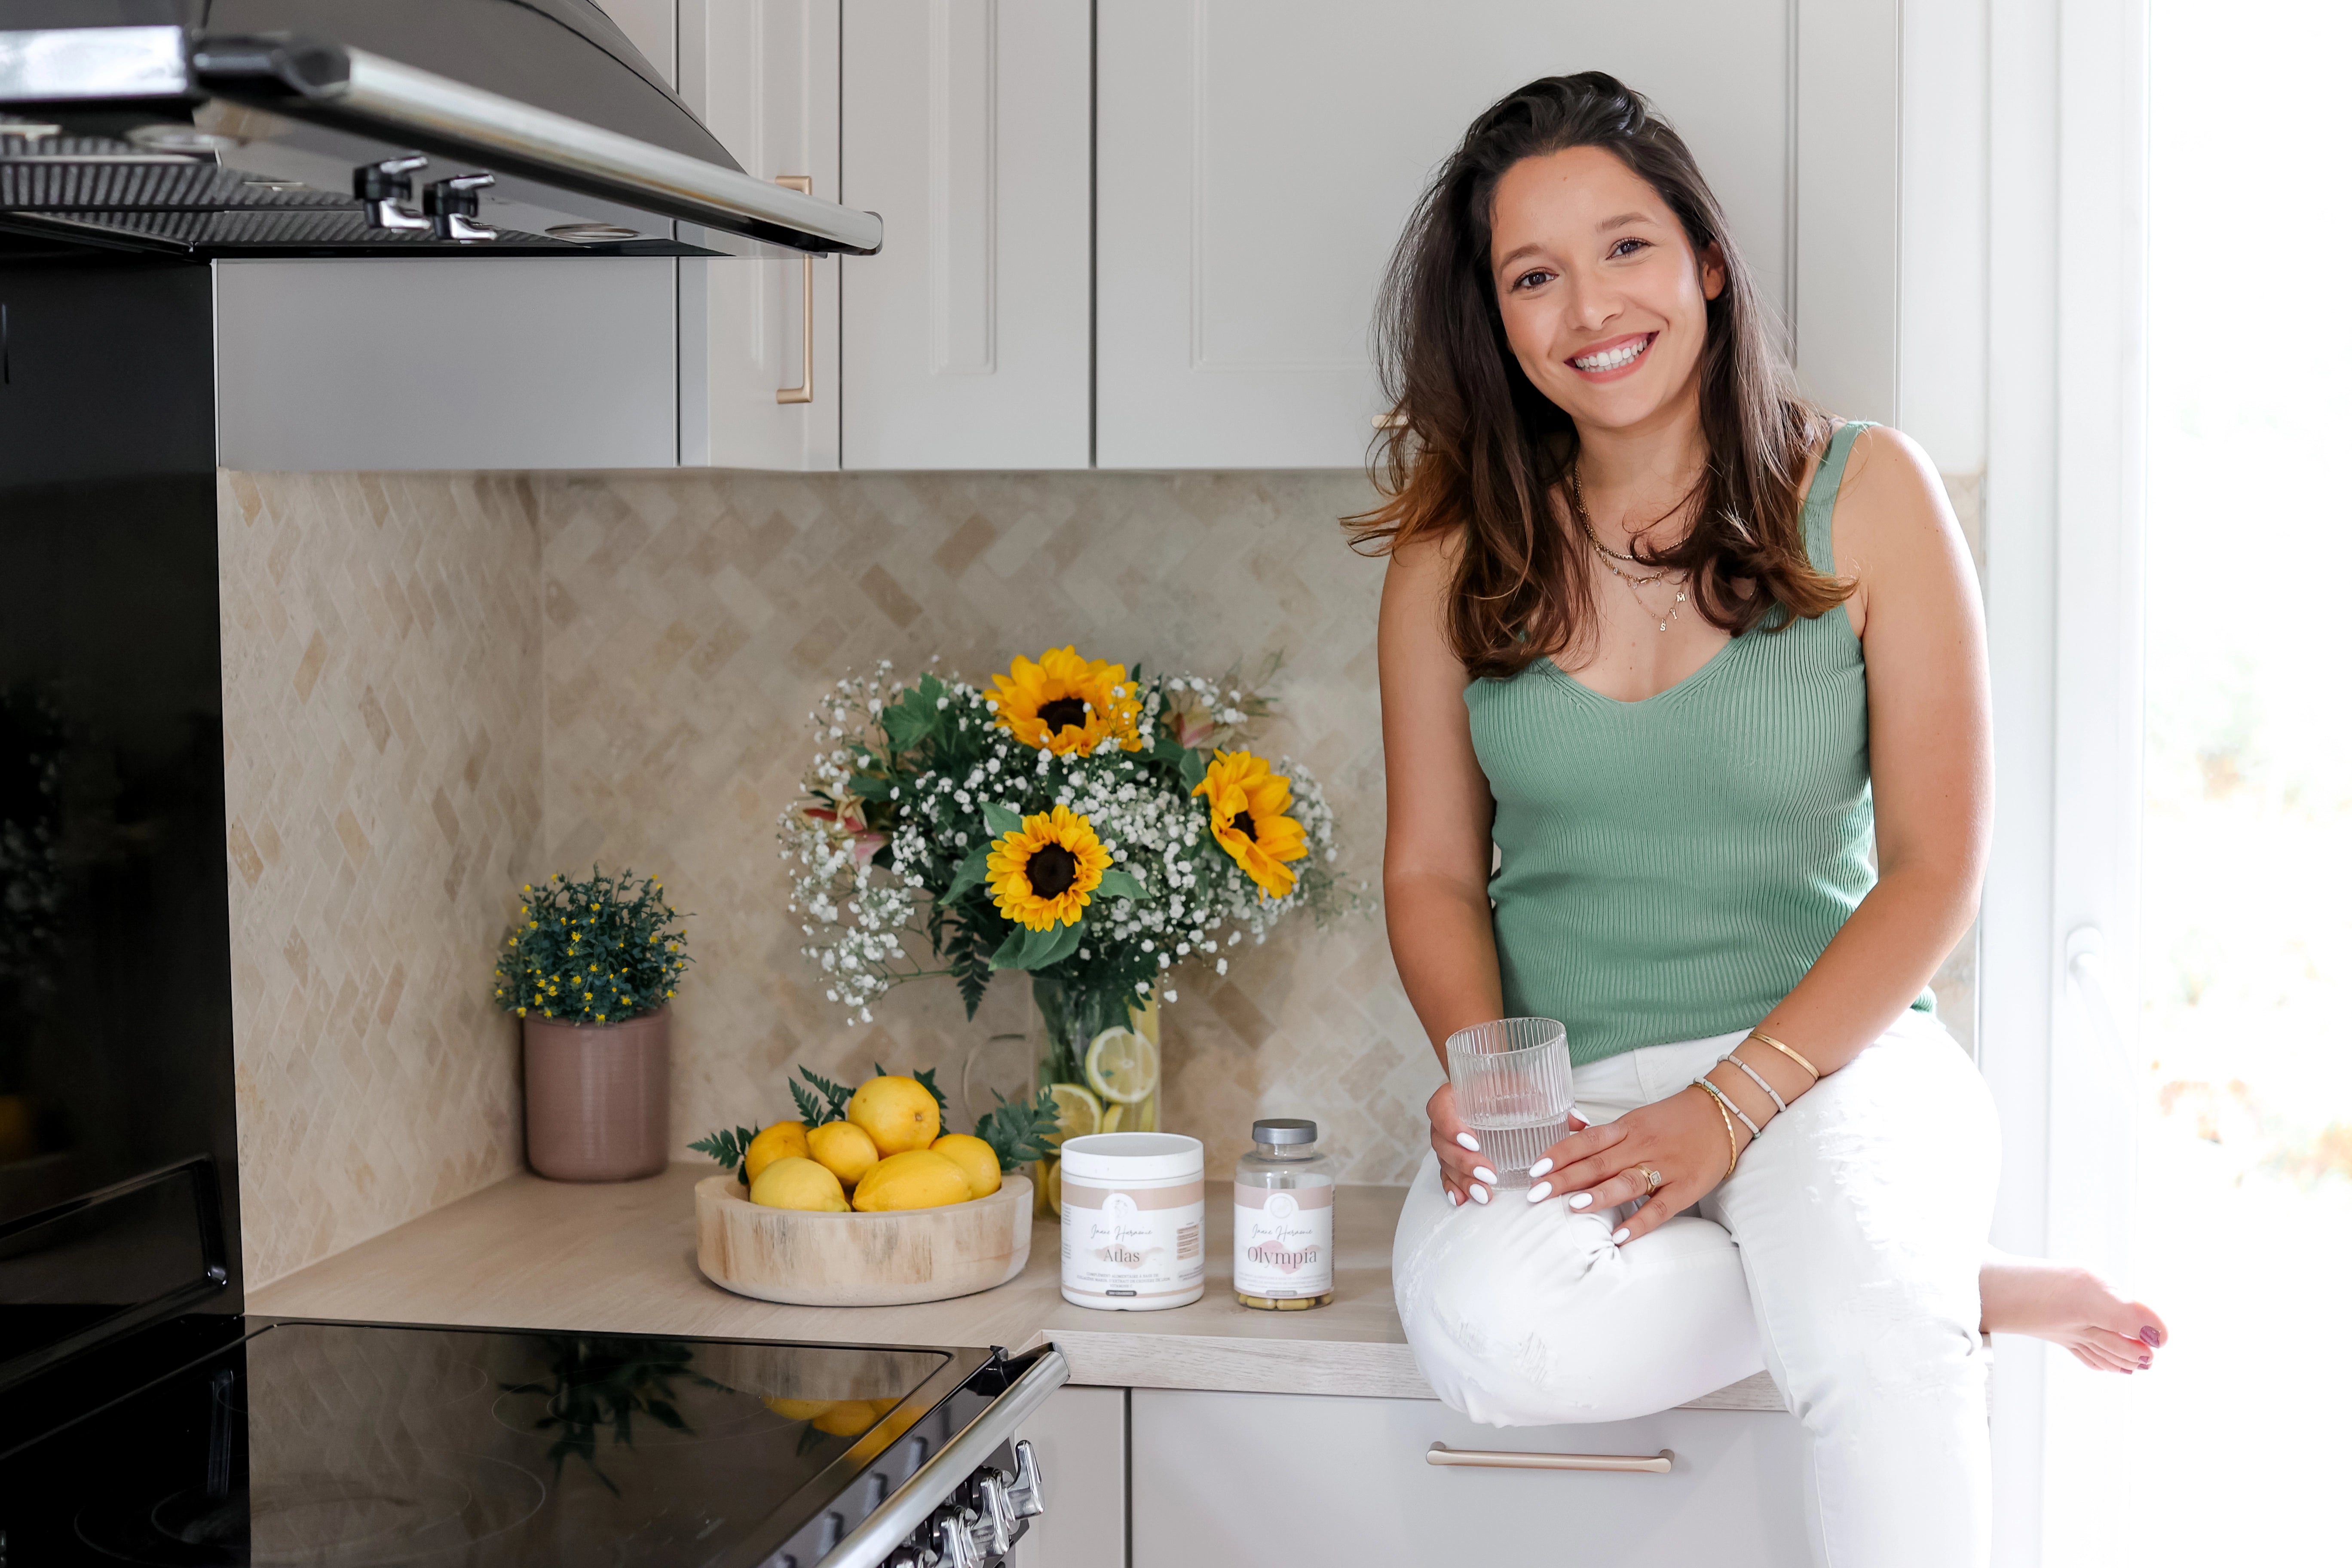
[0,3,881,259]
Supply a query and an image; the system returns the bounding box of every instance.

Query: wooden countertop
[251,1163,1779,1410]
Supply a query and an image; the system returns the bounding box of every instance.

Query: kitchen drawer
[1131,1388,1809,1567]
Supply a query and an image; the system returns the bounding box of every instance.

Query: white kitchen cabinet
[677,0,845,471]
[1130,1389,1809,1566]
[214,258,679,472]
[1095,0,1897,470]
[839,0,1092,470]
[1013,1385,1125,1568]
[598,0,679,87]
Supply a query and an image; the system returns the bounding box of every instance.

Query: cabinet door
[841,0,1090,470]
[678,0,843,471]
[1130,1389,1809,1566]
[1012,1385,1124,1568]
[1096,1,1882,470]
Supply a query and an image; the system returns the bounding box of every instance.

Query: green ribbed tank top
[1467,420,1931,1067]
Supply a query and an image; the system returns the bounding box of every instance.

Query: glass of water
[1445,1017,1574,1189]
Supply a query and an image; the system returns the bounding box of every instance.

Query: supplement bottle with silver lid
[1234,1118,1335,1310]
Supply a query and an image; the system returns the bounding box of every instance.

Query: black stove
[0,1310,1058,1567]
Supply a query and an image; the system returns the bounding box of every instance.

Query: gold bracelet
[1747,1029,1821,1081]
[1692,1078,1745,1181]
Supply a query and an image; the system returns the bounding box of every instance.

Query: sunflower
[987,805,1115,931]
[1192,750,1310,900]
[986,646,1145,755]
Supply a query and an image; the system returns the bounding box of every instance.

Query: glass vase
[1031,975,1162,1216]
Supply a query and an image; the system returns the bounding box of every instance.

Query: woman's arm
[1380,536,1504,1047]
[1534,426,1993,1235]
[1378,537,1530,1204]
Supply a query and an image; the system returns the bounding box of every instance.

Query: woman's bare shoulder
[1831,424,1975,634]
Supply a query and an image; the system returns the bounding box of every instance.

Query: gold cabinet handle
[774,174,815,405]
[1425,1442,1672,1474]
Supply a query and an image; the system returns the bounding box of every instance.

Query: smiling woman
[1352,73,2162,1568]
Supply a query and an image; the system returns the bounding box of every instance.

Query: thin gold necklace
[1568,466,1690,634]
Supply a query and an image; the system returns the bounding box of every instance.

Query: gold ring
[1640,1166,1663,1195]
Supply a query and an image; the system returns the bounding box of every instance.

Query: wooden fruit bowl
[694,1173,1033,1308]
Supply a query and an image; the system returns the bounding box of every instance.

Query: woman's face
[1486,145,1724,436]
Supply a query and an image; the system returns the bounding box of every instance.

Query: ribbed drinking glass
[1445,1017,1574,1189]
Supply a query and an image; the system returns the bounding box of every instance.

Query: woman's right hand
[1429,1082,1586,1207]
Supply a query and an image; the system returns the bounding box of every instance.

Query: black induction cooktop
[0,1317,996,1567]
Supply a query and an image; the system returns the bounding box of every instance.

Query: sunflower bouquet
[781,646,1344,1159]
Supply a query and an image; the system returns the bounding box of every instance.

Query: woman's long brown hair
[1348,72,1850,680]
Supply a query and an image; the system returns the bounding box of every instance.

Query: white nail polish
[1472,1166,1498,1185]
[1447,1188,1461,1207]
[1525,1182,1552,1203]
[1611,1227,1630,1244]
[1528,1158,1554,1179]
[1470,1184,1489,1204]
[1455,1132,1481,1152]
[1567,1192,1593,1210]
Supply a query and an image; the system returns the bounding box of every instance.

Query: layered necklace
[1567,463,1691,634]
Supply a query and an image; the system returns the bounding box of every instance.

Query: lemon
[1044,1158,1063,1213]
[853,1149,974,1211]
[748,1155,850,1212]
[928,1133,1004,1198]
[743,1119,810,1184]
[807,1120,880,1191]
[846,1075,942,1156]
[764,1396,834,1421]
[812,1400,884,1436]
[1100,1103,1125,1135]
[1043,1081,1101,1145]
[1084,1027,1159,1106]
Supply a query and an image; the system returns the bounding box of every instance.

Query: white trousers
[1393,1008,2000,1568]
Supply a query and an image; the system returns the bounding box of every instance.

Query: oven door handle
[818,1346,1070,1568]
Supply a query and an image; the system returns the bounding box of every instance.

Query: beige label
[1061,1179,1204,1211]
[1233,1187,1334,1298]
[1061,1183,1207,1300]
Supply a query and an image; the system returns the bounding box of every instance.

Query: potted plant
[497,869,692,1182]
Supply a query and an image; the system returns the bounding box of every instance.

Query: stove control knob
[977,1473,1017,1553]
[425,173,497,242]
[354,154,431,233]
[1005,1439,1046,1519]
[935,1511,983,1568]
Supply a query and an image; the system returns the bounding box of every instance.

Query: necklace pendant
[1658,619,1669,633]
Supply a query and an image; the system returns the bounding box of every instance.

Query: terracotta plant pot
[523,1008,670,1182]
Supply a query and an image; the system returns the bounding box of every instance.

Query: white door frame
[1979,0,2148,1561]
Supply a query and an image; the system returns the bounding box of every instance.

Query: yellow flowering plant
[495,868,692,1026]
[782,650,1346,1059]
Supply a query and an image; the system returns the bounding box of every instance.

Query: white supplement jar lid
[1061,1132,1203,1183]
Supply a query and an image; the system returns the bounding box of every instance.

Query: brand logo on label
[1104,1192,1138,1219]
[1266,1192,1298,1219]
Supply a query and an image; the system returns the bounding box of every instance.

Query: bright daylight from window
[2126,1,2351,1556]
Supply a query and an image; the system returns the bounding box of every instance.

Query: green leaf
[975,1088,1064,1170]
[787,1078,827,1127]
[687,1124,760,1183]
[792,1067,853,1125]
[943,845,992,905]
[988,925,1035,971]
[845,775,895,801]
[1148,731,1188,766]
[1096,867,1144,902]
[1025,919,1084,971]
[911,1066,949,1117]
[1179,748,1208,791]
[980,799,1023,838]
[879,693,939,751]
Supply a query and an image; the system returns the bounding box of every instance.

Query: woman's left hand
[1524,1086,1743,1242]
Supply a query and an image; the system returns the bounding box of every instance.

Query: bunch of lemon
[1032,1022,1161,1216]
[739,1075,1004,1213]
